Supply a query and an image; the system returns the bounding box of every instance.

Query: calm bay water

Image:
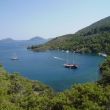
[0,42,104,91]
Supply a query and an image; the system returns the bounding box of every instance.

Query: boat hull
[64,64,78,69]
[11,58,19,60]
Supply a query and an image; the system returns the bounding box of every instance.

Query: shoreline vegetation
[0,56,110,110]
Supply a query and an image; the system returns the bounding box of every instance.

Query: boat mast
[72,52,75,64]
[66,50,69,64]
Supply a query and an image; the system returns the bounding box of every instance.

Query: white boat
[98,53,107,57]
[11,53,19,60]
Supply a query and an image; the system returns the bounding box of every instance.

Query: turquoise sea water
[0,42,104,91]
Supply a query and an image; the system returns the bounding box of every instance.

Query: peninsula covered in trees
[30,16,110,54]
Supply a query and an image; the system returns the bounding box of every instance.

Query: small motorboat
[11,57,19,60]
[98,53,107,57]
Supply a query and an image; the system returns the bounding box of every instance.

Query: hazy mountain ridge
[0,36,46,42]
[0,36,48,46]
[0,38,15,42]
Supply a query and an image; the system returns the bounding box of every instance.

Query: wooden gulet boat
[64,50,78,69]
[64,64,78,69]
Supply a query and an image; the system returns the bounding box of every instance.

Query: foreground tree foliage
[99,56,110,85]
[0,56,110,110]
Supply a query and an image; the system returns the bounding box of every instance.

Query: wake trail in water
[53,56,65,61]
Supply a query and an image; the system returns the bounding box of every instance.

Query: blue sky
[0,0,110,40]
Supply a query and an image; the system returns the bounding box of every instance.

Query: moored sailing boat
[64,51,78,69]
[11,53,19,60]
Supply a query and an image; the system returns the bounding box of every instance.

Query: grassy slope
[0,65,53,110]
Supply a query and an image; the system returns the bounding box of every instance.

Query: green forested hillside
[76,16,110,35]
[30,16,110,54]
[0,56,110,110]
[0,65,53,110]
[99,56,110,85]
